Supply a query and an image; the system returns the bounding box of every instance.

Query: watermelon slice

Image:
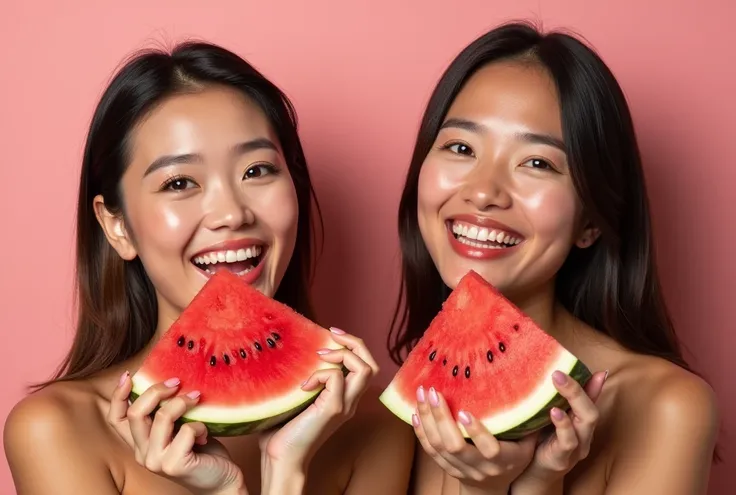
[380,270,592,440]
[130,270,342,436]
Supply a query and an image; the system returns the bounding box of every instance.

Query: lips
[446,215,524,260]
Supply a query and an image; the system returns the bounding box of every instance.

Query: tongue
[210,261,252,273]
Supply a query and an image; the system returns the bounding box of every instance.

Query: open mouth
[191,245,265,276]
[449,220,523,250]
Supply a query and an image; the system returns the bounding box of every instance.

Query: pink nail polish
[411,414,420,428]
[551,407,565,420]
[316,348,331,355]
[552,371,567,386]
[164,377,180,387]
[429,387,439,407]
[329,327,346,335]
[416,386,425,403]
[186,390,201,400]
[118,371,129,386]
[458,410,472,425]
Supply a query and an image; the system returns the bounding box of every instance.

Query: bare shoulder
[602,355,719,494]
[4,381,119,494]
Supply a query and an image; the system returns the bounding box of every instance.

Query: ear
[93,195,137,261]
[575,222,601,249]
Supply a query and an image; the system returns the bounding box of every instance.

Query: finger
[107,370,134,446]
[302,368,346,416]
[327,328,380,375]
[127,378,182,456]
[549,407,579,455]
[552,371,600,426]
[161,422,208,475]
[456,410,501,460]
[584,370,608,404]
[315,348,372,407]
[412,412,466,479]
[418,387,479,475]
[427,388,474,458]
[148,391,202,459]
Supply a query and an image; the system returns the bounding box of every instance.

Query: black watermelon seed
[487,350,493,362]
[465,366,470,379]
[513,324,519,331]
[266,338,276,348]
[499,342,506,352]
[254,342,263,351]
[442,358,447,366]
[177,336,185,347]
[239,348,247,358]
[187,340,194,350]
[452,365,459,377]
[209,356,216,366]
[272,332,281,340]
[223,354,230,365]
[429,350,437,361]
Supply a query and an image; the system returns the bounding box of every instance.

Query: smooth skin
[408,61,719,494]
[3,86,415,495]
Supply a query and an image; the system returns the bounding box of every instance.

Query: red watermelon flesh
[380,270,592,440]
[130,270,342,436]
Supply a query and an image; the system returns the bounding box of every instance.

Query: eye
[443,142,475,157]
[161,175,197,192]
[243,163,279,180]
[521,158,555,171]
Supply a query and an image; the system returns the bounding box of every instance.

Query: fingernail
[603,369,609,382]
[458,410,472,425]
[316,348,332,355]
[164,377,180,387]
[551,407,565,420]
[429,387,439,407]
[552,371,568,386]
[186,390,201,400]
[411,414,420,428]
[329,327,346,335]
[416,386,425,403]
[118,371,129,386]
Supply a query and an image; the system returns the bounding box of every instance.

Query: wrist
[511,474,563,495]
[261,458,306,495]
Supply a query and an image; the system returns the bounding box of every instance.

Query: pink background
[1,1,733,493]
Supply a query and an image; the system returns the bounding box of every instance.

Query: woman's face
[417,61,595,298]
[96,85,299,322]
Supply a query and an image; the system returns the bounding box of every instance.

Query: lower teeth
[456,235,508,250]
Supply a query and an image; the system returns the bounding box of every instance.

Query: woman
[4,42,414,494]
[388,22,720,494]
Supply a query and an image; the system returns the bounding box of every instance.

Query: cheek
[517,182,580,242]
[417,158,468,228]
[248,180,299,246]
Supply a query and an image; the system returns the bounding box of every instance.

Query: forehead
[446,61,562,136]
[127,85,278,161]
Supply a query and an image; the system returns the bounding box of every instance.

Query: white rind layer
[131,338,343,424]
[380,347,580,437]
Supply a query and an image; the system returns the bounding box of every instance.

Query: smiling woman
[390,21,720,495]
[3,41,414,495]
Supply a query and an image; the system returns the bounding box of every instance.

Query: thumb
[584,370,608,403]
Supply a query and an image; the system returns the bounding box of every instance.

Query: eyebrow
[440,117,567,153]
[143,137,279,177]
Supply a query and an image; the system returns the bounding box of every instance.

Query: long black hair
[387,21,720,461]
[37,41,322,388]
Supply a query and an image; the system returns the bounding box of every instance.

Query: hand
[259,328,380,469]
[107,372,246,495]
[512,370,608,492]
[413,386,538,494]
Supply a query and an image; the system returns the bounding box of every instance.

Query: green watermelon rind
[379,349,593,441]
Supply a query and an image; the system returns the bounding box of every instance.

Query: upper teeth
[452,221,521,245]
[194,246,262,265]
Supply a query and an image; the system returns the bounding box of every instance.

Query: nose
[460,159,513,212]
[203,182,254,231]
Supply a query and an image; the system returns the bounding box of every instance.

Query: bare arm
[344,412,416,495]
[4,394,121,494]
[605,375,719,495]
